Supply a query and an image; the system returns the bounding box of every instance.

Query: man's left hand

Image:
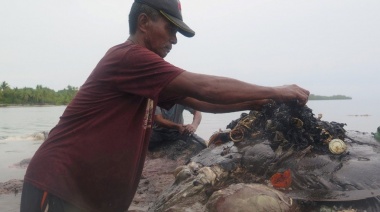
[183,124,197,136]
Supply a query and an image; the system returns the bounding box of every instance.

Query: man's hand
[182,124,197,136]
[274,84,310,106]
[177,125,186,135]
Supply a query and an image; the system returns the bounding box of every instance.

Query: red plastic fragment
[270,169,292,189]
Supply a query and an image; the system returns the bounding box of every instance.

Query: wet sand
[0,193,21,212]
[0,137,204,212]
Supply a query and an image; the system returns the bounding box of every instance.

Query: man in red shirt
[21,0,309,211]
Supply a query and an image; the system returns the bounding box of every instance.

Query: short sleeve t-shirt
[24,41,185,211]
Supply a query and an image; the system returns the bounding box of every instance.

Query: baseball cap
[135,0,195,37]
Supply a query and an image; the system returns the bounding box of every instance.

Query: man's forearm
[164,72,309,106]
[180,98,271,114]
[155,115,182,131]
[191,111,202,128]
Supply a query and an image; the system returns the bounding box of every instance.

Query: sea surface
[0,99,379,210]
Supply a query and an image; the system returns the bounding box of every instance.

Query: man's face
[144,15,178,58]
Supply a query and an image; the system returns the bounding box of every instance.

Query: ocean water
[0,106,65,182]
[0,99,378,210]
[1,100,379,182]
[0,106,65,211]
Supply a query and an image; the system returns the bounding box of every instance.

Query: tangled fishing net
[225,102,346,153]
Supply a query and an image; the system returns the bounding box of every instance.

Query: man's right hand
[177,125,187,135]
[274,84,310,106]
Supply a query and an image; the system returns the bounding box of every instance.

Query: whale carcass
[149,102,380,212]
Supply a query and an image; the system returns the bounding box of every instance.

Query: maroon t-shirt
[24,41,185,211]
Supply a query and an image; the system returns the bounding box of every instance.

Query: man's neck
[127,35,145,47]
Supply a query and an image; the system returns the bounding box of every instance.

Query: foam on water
[1,132,48,142]
[0,132,44,182]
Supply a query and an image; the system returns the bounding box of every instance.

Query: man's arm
[178,97,273,113]
[183,110,202,135]
[163,71,309,108]
[154,114,186,134]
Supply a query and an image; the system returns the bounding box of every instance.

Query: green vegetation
[0,81,352,105]
[0,81,78,106]
[309,94,352,100]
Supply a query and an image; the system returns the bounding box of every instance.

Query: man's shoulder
[101,42,170,72]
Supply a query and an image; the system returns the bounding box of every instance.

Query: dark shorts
[20,182,82,212]
[148,129,185,150]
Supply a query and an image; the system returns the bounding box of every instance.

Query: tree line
[308,94,352,100]
[0,81,352,106]
[0,81,78,105]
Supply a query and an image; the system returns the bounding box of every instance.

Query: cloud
[1,0,379,99]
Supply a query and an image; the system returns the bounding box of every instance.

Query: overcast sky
[1,0,379,100]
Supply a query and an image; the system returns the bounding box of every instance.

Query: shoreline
[0,179,23,195]
[0,99,352,108]
[308,99,352,101]
[0,104,65,108]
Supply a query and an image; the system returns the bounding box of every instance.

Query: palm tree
[0,81,10,91]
